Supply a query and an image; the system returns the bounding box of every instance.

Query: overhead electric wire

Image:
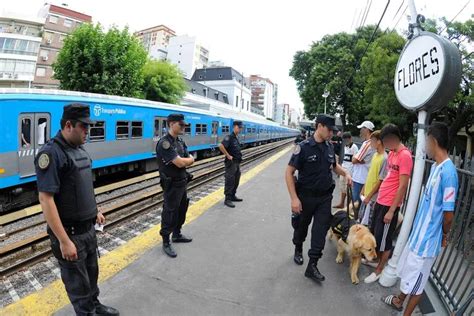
[361,0,373,27]
[358,0,370,28]
[439,0,472,34]
[391,5,408,32]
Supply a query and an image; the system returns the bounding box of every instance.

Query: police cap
[62,103,93,124]
[167,113,185,122]
[316,114,338,132]
[233,120,243,127]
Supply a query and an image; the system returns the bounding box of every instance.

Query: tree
[357,31,417,139]
[53,23,147,97]
[421,17,473,146]
[141,60,187,104]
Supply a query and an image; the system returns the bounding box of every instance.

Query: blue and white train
[0,89,298,212]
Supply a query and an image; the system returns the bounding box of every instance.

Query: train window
[154,119,160,137]
[21,118,32,147]
[246,128,251,133]
[116,121,129,139]
[196,124,207,135]
[222,126,230,133]
[89,121,105,142]
[252,128,256,133]
[37,117,49,145]
[131,121,143,138]
[184,123,191,135]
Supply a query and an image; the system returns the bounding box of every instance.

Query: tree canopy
[290,17,473,142]
[141,60,187,104]
[53,23,148,98]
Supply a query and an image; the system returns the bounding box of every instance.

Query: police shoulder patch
[293,145,301,155]
[162,140,171,149]
[38,152,51,170]
[224,135,230,141]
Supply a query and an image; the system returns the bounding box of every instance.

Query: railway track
[0,140,293,277]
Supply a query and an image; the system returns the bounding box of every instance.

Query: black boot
[294,245,304,265]
[305,258,325,281]
[172,233,193,243]
[162,235,177,258]
[224,199,235,208]
[94,302,120,315]
[230,195,243,202]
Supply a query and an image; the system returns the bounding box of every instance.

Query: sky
[3,0,473,115]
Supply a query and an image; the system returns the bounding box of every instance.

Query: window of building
[199,75,203,79]
[196,124,207,135]
[131,121,143,138]
[116,121,129,139]
[89,121,105,142]
[203,88,207,97]
[235,96,239,107]
[49,15,58,24]
[184,123,191,135]
[222,126,230,133]
[36,67,46,77]
[214,92,219,100]
[44,32,54,42]
[64,19,73,28]
[218,74,223,79]
[59,34,67,43]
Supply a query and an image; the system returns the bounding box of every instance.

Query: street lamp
[322,90,330,114]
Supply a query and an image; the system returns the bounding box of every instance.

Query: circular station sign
[394,32,462,112]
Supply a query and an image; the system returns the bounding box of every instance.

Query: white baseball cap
[357,121,375,131]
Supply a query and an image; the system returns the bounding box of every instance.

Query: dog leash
[346,185,358,221]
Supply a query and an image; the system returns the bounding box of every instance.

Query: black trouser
[48,225,99,316]
[224,160,241,199]
[160,179,189,240]
[293,193,333,260]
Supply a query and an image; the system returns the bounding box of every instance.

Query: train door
[18,113,51,178]
[153,116,168,153]
[211,121,219,145]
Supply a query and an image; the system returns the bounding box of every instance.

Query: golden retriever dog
[329,209,377,285]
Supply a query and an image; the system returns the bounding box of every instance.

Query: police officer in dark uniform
[35,104,119,316]
[218,120,243,208]
[156,113,195,258]
[285,114,352,282]
[294,130,307,144]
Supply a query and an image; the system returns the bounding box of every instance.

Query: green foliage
[53,23,148,97]
[291,17,473,141]
[141,60,187,104]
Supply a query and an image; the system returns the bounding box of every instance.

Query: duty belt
[62,219,94,235]
[297,185,335,197]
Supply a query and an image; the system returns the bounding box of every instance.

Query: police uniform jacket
[221,132,242,162]
[34,131,97,225]
[288,137,337,193]
[156,133,190,179]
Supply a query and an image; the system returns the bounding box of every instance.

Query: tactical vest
[53,137,97,224]
[331,211,356,242]
[156,135,187,180]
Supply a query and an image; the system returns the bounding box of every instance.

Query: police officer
[285,114,352,282]
[35,104,119,316]
[218,120,243,208]
[294,130,307,144]
[156,113,195,258]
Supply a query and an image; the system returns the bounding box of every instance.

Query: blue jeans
[352,181,364,204]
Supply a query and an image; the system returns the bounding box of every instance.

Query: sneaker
[364,272,380,284]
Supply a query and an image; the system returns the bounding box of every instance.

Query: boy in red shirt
[365,124,413,284]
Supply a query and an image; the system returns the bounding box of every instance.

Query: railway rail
[0,140,293,277]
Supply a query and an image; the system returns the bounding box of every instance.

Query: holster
[291,213,300,230]
[186,171,194,183]
[160,173,172,190]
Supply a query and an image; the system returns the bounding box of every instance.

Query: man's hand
[60,239,78,261]
[345,174,353,187]
[291,197,302,214]
[363,195,371,205]
[227,154,233,160]
[96,212,105,225]
[442,234,448,247]
[383,209,395,224]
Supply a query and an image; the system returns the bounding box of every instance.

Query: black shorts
[373,202,399,252]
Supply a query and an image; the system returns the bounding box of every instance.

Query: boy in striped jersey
[382,122,458,315]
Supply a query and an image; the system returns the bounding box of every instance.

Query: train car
[0,89,299,212]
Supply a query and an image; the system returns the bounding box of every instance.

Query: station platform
[3,146,426,316]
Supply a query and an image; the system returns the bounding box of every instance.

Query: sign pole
[379,0,462,287]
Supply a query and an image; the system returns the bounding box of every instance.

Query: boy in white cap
[351,121,375,204]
